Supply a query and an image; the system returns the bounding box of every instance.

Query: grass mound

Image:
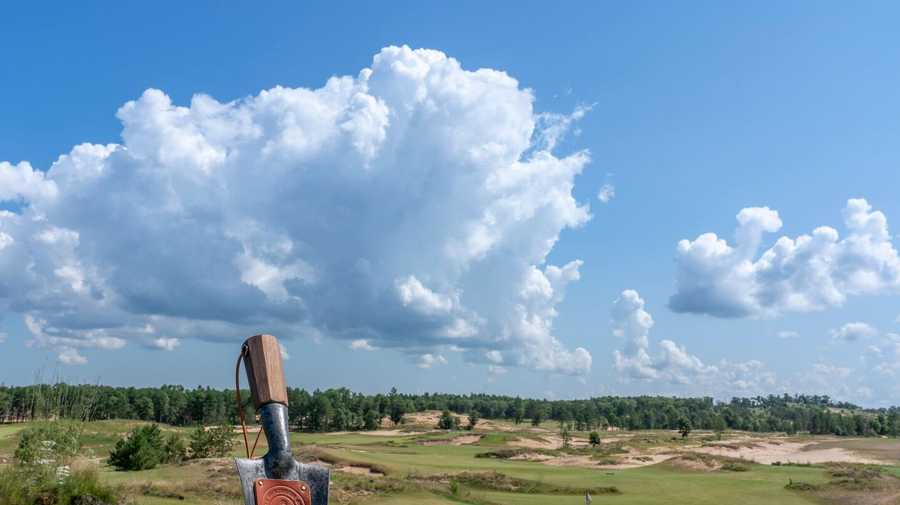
[441,471,620,495]
[666,452,752,472]
[786,464,900,504]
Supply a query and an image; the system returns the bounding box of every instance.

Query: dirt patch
[691,440,880,465]
[421,435,482,446]
[335,464,385,477]
[403,411,445,427]
[509,434,589,450]
[804,438,900,464]
[509,452,555,462]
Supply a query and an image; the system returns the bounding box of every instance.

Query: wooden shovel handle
[243,334,289,409]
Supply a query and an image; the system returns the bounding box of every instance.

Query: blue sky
[2,2,900,405]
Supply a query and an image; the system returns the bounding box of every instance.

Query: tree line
[0,383,897,437]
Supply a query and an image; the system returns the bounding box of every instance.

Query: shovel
[235,334,330,505]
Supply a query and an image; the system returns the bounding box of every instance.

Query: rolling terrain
[4,412,900,504]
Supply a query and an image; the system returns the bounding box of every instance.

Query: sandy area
[511,450,674,470]
[510,435,590,450]
[690,440,881,465]
[326,429,415,437]
[421,435,482,446]
[403,411,448,426]
[336,464,384,477]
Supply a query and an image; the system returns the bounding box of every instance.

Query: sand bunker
[691,440,881,465]
[421,435,482,446]
[510,435,590,450]
[336,464,384,477]
[510,449,674,470]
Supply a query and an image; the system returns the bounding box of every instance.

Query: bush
[466,411,480,431]
[0,464,118,505]
[163,432,188,464]
[109,425,165,471]
[589,431,601,447]
[15,422,83,466]
[189,424,235,458]
[437,410,458,430]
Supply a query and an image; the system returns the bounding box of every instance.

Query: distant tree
[364,409,381,430]
[389,388,406,426]
[531,406,546,427]
[109,425,165,471]
[588,431,601,448]
[438,410,458,430]
[189,424,235,459]
[678,417,692,439]
[467,411,480,431]
[560,422,572,449]
[513,398,525,425]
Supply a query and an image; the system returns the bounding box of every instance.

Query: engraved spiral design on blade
[261,484,308,505]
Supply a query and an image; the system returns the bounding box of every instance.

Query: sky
[2,2,900,406]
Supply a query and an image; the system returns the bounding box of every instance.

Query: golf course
[3,411,899,505]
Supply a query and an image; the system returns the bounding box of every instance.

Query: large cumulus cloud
[0,46,593,373]
[611,290,775,394]
[670,199,900,318]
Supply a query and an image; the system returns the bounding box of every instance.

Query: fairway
[5,418,888,505]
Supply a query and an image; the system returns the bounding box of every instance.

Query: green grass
[3,420,897,505]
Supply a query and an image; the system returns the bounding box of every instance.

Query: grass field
[2,415,899,505]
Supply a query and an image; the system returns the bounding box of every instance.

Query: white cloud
[597,184,615,203]
[0,46,591,373]
[0,331,6,343]
[57,347,87,365]
[670,199,900,318]
[831,322,878,342]
[776,330,799,339]
[811,363,852,379]
[534,104,591,151]
[611,289,717,383]
[417,353,447,369]
[611,289,775,393]
[148,337,180,351]
[350,339,376,351]
[279,343,290,360]
[0,161,58,203]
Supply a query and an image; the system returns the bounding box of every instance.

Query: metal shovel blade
[235,403,330,505]
[235,458,330,505]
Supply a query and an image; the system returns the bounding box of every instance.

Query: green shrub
[163,432,188,464]
[15,422,83,466]
[189,424,235,458]
[437,410,458,430]
[0,464,118,505]
[108,424,165,471]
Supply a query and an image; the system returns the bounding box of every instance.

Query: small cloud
[350,339,376,351]
[485,350,503,364]
[58,347,87,365]
[776,330,799,339]
[0,332,6,343]
[148,337,180,351]
[417,353,447,369]
[597,184,615,203]
[831,322,878,342]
